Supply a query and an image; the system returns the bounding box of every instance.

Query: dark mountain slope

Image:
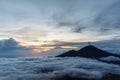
[57,45,120,58]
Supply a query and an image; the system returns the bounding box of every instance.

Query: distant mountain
[57,45,120,59]
[57,45,120,64]
[56,50,77,57]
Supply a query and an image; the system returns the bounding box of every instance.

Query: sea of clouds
[0,57,119,80]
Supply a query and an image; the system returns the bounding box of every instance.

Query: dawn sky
[0,0,120,47]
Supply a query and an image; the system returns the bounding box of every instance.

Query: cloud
[0,38,35,57]
[94,0,120,34]
[11,27,48,41]
[0,38,20,48]
[40,41,84,47]
[0,57,119,80]
[50,0,118,33]
[100,56,120,62]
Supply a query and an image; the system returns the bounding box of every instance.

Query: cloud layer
[0,57,119,80]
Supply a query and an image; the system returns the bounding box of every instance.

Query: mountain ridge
[56,45,120,58]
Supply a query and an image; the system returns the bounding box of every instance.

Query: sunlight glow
[61,46,77,49]
[33,46,54,53]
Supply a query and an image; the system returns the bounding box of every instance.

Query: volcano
[57,45,120,58]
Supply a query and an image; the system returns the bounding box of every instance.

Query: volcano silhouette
[57,45,120,58]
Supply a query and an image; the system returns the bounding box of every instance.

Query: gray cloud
[49,0,119,35]
[0,38,19,48]
[0,38,35,57]
[94,0,120,33]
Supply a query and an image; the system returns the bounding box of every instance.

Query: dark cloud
[52,15,87,33]
[50,0,118,34]
[0,38,19,48]
[0,38,35,57]
[94,0,120,32]
[51,0,89,33]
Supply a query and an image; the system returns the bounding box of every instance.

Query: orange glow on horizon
[61,46,77,49]
[33,46,54,53]
[19,41,45,46]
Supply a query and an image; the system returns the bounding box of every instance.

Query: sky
[0,0,120,57]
